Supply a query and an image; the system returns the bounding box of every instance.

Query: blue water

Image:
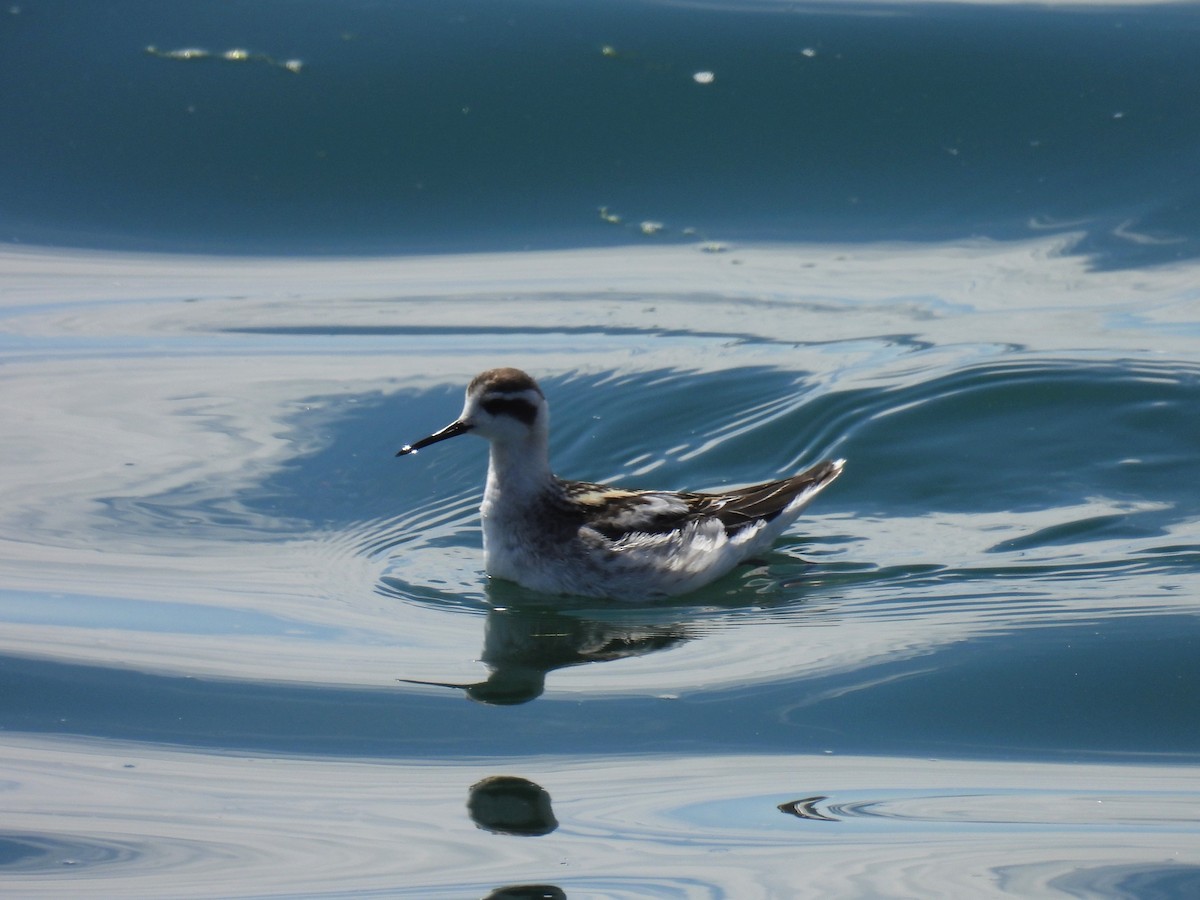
[6,0,1200,264]
[3,1,1200,897]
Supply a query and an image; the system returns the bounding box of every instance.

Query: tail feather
[714,459,844,534]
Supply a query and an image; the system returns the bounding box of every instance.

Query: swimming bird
[397,367,844,600]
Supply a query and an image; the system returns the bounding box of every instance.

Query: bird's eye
[482,397,538,425]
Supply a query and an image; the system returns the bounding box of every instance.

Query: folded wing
[575,459,843,541]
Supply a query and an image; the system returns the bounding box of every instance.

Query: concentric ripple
[4,738,1198,899]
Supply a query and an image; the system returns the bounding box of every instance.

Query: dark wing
[704,459,844,533]
[561,479,702,540]
[565,459,843,541]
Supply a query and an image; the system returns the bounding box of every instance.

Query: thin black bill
[396,419,472,456]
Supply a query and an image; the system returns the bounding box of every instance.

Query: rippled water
[3,240,1199,897]
[4,0,1200,896]
[5,737,1199,898]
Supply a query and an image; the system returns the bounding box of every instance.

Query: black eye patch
[482,397,539,425]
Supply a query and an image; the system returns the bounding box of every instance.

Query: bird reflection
[468,775,558,836]
[482,885,566,900]
[469,776,566,898]
[400,599,692,705]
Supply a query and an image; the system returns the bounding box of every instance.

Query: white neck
[483,431,553,511]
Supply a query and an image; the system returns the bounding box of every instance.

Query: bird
[397,367,844,600]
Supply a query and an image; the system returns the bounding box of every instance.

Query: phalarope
[397,368,844,600]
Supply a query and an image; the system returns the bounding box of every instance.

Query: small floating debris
[692,70,715,85]
[600,44,618,58]
[146,46,210,61]
[597,206,725,248]
[145,45,303,73]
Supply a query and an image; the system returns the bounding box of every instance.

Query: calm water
[3,1,1200,898]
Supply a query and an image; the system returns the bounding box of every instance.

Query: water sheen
[3,0,1200,897]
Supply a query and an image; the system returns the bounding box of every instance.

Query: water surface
[3,0,1200,897]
